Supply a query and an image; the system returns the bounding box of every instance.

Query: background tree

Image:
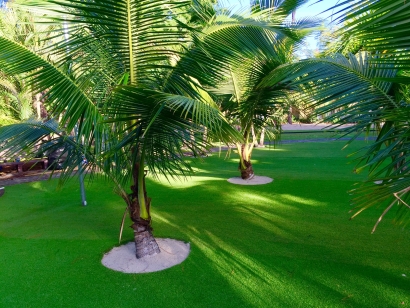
[213,0,318,179]
[217,42,297,179]
[0,7,56,125]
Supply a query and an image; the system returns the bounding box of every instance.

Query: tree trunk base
[240,160,254,180]
[241,172,255,180]
[134,230,161,259]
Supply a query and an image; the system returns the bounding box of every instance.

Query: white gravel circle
[227,175,273,185]
[102,238,190,273]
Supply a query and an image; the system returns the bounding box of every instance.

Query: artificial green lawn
[0,137,409,307]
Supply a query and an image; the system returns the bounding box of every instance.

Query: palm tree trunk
[237,142,255,180]
[251,126,258,147]
[201,126,208,156]
[287,106,293,124]
[128,152,160,259]
[34,93,42,119]
[239,158,254,179]
[259,127,265,147]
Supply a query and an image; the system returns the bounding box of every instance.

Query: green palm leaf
[332,0,410,69]
[0,36,103,140]
[260,50,410,230]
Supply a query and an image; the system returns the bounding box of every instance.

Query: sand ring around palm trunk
[101,238,190,273]
[227,175,273,185]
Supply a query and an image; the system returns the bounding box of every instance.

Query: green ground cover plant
[0,139,409,308]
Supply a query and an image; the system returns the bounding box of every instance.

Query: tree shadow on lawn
[297,262,410,307]
[183,229,410,307]
[146,174,410,307]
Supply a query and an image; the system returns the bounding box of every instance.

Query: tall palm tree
[0,0,302,257]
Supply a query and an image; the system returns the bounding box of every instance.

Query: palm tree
[0,0,302,257]
[323,0,410,231]
[217,43,294,179]
[214,0,318,179]
[308,0,410,231]
[258,0,410,231]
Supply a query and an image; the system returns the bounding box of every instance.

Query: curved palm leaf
[0,37,103,140]
[320,0,410,230]
[331,0,410,70]
[0,119,92,178]
[260,52,397,124]
[259,51,410,230]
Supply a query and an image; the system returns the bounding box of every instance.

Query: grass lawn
[281,129,376,142]
[0,138,409,307]
[281,130,346,141]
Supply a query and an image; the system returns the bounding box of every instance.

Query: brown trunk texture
[239,160,254,180]
[128,164,160,259]
[132,219,160,259]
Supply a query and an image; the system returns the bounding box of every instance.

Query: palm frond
[331,0,410,69]
[260,49,410,230]
[0,36,103,143]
